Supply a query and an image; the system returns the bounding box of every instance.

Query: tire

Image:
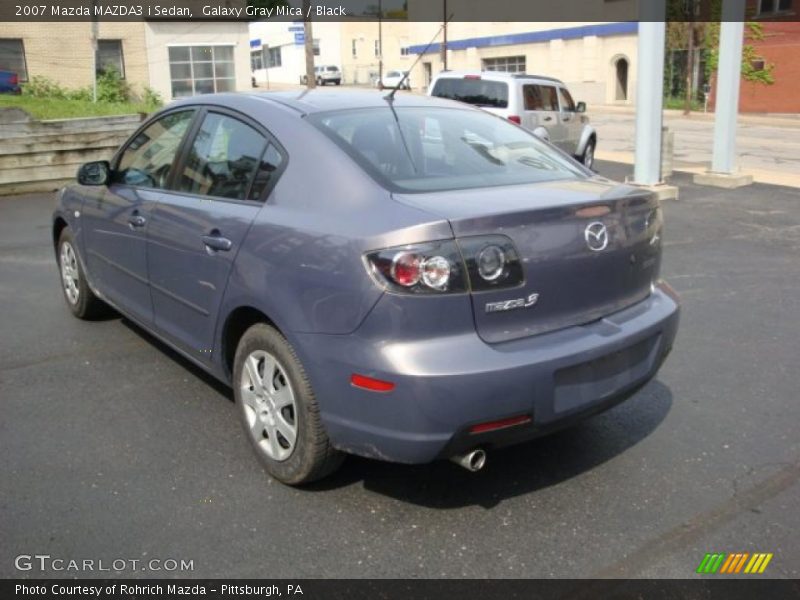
[233,323,343,485]
[581,138,596,170]
[316,77,323,86]
[57,227,106,320]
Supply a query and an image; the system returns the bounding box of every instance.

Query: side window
[178,113,269,201]
[248,144,284,201]
[523,84,544,111]
[540,86,559,111]
[558,87,576,112]
[115,110,195,189]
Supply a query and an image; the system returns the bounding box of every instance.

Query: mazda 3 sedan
[53,91,679,484]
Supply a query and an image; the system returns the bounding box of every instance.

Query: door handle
[562,116,571,122]
[128,214,147,228]
[201,234,233,252]
[543,116,553,122]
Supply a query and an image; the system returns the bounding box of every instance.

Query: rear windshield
[431,78,509,108]
[326,66,339,72]
[309,107,586,193]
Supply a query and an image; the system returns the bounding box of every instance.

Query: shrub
[96,67,131,103]
[22,76,68,99]
[141,86,163,109]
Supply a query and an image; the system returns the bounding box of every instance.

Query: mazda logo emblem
[584,222,609,252]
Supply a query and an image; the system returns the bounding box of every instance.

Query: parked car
[0,70,21,94]
[376,70,410,90]
[301,65,341,86]
[54,91,678,484]
[429,71,597,169]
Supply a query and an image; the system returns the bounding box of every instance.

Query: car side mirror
[576,101,587,113]
[77,161,110,186]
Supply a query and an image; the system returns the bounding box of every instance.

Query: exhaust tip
[451,449,487,472]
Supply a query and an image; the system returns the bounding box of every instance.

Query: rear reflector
[469,414,531,434]
[351,373,395,392]
[508,115,521,125]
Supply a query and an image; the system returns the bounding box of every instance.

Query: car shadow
[119,317,233,399]
[308,381,673,509]
[118,315,671,509]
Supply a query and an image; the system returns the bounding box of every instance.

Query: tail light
[508,115,521,125]
[364,240,467,294]
[364,235,524,295]
[10,74,18,85]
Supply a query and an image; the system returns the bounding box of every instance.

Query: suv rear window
[326,66,339,72]
[431,78,509,109]
[310,106,585,193]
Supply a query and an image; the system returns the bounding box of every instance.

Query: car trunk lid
[394,178,662,343]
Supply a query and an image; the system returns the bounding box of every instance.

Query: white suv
[428,71,597,168]
[301,65,342,86]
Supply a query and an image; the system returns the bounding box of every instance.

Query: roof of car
[433,70,565,84]
[247,90,468,114]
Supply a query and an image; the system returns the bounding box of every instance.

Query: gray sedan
[53,91,679,484]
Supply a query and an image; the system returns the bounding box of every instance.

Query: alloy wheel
[60,241,80,305]
[240,350,298,462]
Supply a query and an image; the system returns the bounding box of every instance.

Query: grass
[663,96,705,112]
[0,95,158,120]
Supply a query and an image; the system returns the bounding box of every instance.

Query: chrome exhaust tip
[450,448,487,472]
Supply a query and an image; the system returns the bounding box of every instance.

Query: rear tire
[233,323,343,485]
[57,227,106,320]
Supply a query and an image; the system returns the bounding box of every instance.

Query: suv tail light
[507,115,521,125]
[10,73,18,85]
[364,235,524,295]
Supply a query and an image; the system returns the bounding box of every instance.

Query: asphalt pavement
[1,162,798,579]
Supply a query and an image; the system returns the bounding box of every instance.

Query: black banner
[2,0,800,22]
[3,579,800,600]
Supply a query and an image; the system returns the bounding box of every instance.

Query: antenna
[385,16,452,102]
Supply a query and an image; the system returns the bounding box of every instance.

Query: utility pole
[91,0,98,102]
[441,0,447,71]
[378,0,383,87]
[303,0,315,88]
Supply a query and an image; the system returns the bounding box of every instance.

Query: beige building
[0,21,251,102]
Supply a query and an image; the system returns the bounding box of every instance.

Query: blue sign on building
[294,32,305,45]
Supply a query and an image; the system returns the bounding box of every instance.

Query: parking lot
[1,161,798,578]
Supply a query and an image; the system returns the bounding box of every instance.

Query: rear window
[326,66,339,72]
[309,106,586,193]
[431,77,509,109]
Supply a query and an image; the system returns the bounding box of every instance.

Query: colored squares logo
[696,552,773,574]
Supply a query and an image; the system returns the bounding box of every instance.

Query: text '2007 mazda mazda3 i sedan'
[53,91,679,484]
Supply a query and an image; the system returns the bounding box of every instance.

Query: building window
[482,56,526,73]
[96,40,124,78]
[352,39,357,58]
[251,49,263,71]
[0,38,28,82]
[267,46,281,68]
[750,57,766,71]
[401,47,409,56]
[757,0,793,14]
[313,39,320,56]
[168,45,236,98]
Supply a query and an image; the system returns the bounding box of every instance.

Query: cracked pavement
[0,163,798,578]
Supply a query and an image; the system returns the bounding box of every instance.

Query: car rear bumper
[294,282,680,464]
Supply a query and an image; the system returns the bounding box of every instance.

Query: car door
[528,84,564,148]
[81,109,196,322]
[145,108,285,357]
[557,86,581,155]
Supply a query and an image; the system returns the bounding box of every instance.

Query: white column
[633,1,666,186]
[711,0,746,174]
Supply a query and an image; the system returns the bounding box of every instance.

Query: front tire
[581,138,596,170]
[233,323,343,485]
[57,227,106,319]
